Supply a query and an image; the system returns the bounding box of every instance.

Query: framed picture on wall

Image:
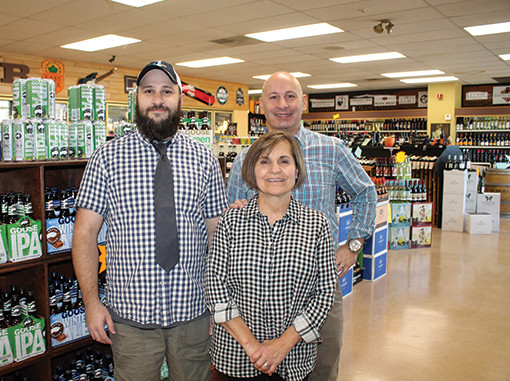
[124,76,137,93]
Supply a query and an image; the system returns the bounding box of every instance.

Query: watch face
[349,239,363,252]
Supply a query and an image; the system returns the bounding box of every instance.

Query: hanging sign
[41,59,65,94]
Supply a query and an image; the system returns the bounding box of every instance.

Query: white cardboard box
[477,193,501,232]
[443,193,466,213]
[466,171,478,193]
[442,211,464,232]
[464,213,492,235]
[443,170,467,195]
[465,191,477,214]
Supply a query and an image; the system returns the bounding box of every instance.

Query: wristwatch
[346,238,363,255]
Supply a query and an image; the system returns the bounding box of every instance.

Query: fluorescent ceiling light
[176,57,244,68]
[61,34,140,52]
[252,72,311,81]
[381,70,444,78]
[248,89,263,95]
[330,52,405,63]
[110,0,163,7]
[245,22,343,42]
[464,21,510,36]
[308,83,357,89]
[499,54,510,60]
[400,76,459,84]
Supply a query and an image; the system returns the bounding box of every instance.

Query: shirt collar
[135,129,182,149]
[244,194,301,224]
[294,124,309,148]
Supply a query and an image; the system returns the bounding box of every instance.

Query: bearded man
[72,61,228,381]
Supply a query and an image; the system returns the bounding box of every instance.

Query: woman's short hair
[241,131,306,191]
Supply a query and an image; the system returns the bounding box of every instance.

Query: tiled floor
[338,219,510,381]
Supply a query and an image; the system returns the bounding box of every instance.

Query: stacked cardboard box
[363,199,389,282]
[442,170,467,232]
[411,202,433,248]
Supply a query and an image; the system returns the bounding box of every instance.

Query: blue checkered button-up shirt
[227,125,377,242]
[76,130,228,327]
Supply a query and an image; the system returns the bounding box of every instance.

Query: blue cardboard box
[337,205,353,243]
[364,225,388,255]
[363,251,387,281]
[339,267,353,298]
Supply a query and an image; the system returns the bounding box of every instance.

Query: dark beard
[135,101,181,141]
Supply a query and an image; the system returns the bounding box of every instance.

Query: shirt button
[160,281,165,286]
[267,257,271,262]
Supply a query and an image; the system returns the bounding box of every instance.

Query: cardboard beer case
[7,217,43,262]
[0,315,46,367]
[0,225,9,264]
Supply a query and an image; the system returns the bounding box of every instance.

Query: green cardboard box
[7,217,43,262]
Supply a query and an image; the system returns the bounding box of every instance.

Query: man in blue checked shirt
[228,72,377,381]
[73,61,228,381]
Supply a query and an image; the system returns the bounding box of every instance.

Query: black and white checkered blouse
[205,195,337,381]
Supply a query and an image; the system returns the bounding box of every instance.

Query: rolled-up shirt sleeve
[292,219,337,343]
[204,214,240,323]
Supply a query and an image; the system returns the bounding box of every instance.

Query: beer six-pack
[68,84,106,122]
[0,284,45,368]
[0,192,43,264]
[49,270,106,349]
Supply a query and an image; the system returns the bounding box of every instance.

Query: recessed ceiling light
[307,83,357,89]
[245,23,343,42]
[110,0,163,7]
[252,72,311,81]
[330,52,405,63]
[248,89,263,95]
[381,70,445,78]
[499,54,510,60]
[61,34,141,52]
[176,57,244,68]
[400,76,459,84]
[464,21,510,36]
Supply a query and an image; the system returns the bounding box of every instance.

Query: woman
[205,131,337,381]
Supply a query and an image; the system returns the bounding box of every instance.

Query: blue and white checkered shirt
[76,129,228,327]
[227,125,377,242]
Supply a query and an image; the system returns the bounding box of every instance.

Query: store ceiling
[1,0,510,93]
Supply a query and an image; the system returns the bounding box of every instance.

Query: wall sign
[42,59,65,94]
[216,86,228,105]
[124,76,137,93]
[335,95,349,110]
[236,88,244,106]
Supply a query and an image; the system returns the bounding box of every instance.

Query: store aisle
[338,219,510,381]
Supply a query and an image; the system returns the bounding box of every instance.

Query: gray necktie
[153,141,179,271]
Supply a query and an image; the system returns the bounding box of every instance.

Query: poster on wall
[335,95,349,110]
[398,95,416,105]
[418,91,428,108]
[310,98,335,109]
[350,97,372,106]
[492,86,510,105]
[374,95,396,107]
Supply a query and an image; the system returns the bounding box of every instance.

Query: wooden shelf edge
[455,106,510,116]
[302,109,427,120]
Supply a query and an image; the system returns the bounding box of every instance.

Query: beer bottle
[104,354,114,377]
[0,304,8,329]
[2,291,12,323]
[8,294,23,326]
[49,284,59,315]
[15,193,24,219]
[60,190,71,218]
[45,192,57,219]
[0,194,8,224]
[18,288,27,318]
[7,194,18,224]
[23,194,33,219]
[62,281,73,312]
[26,290,37,317]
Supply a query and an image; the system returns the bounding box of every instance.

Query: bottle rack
[0,159,111,379]
[455,109,510,165]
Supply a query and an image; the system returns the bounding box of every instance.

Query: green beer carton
[7,216,43,262]
[8,316,46,362]
[0,225,8,264]
[0,327,13,367]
